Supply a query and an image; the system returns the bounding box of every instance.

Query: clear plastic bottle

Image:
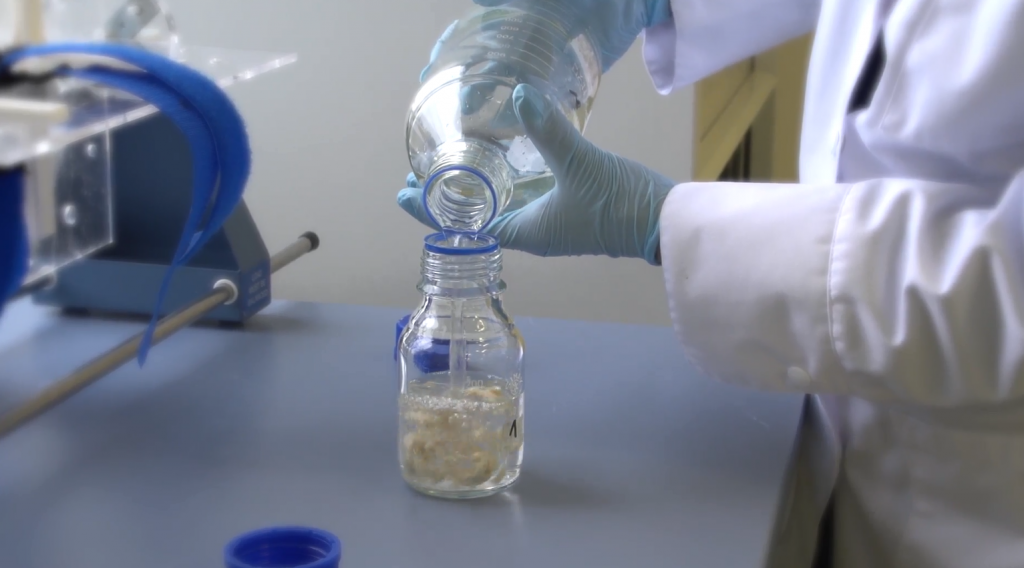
[406,1,603,232]
[397,232,525,499]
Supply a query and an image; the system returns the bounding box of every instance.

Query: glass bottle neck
[418,234,504,297]
[424,140,512,233]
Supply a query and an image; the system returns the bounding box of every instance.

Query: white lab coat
[643,0,1024,567]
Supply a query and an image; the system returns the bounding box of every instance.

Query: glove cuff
[643,173,674,265]
[643,219,662,266]
[647,0,673,28]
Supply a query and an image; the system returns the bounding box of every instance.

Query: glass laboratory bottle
[397,233,525,499]
[406,0,603,232]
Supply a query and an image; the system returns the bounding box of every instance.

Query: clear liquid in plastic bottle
[406,1,603,232]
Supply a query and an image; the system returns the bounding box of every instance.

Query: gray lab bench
[0,299,806,568]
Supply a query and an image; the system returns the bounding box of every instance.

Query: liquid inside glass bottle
[406,1,603,232]
[397,233,525,499]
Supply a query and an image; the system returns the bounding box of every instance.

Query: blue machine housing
[33,113,271,323]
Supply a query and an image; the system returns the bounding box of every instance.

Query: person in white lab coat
[398,1,1024,567]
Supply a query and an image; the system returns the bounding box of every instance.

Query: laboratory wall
[169,0,694,326]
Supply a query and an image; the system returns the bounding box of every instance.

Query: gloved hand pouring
[396,0,1024,566]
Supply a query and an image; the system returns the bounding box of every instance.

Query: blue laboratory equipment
[0,0,317,439]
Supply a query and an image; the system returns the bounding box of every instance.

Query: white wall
[170,0,693,326]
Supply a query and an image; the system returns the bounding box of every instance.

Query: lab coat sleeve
[660,0,1024,408]
[642,0,821,93]
[660,171,1024,407]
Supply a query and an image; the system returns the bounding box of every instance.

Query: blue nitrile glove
[421,0,673,80]
[398,83,675,265]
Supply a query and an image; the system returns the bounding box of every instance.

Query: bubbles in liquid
[506,135,545,173]
[399,374,524,498]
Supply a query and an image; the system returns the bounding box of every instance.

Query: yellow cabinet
[693,35,813,182]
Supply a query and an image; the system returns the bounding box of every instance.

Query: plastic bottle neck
[423,140,512,233]
[418,233,504,297]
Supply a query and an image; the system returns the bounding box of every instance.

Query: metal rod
[9,272,55,302]
[0,232,320,439]
[271,231,319,273]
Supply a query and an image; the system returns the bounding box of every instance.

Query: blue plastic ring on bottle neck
[423,232,499,256]
[420,164,499,232]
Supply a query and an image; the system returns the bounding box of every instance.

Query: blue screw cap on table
[224,526,341,568]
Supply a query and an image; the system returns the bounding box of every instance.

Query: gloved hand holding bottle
[399,0,675,264]
[420,0,673,80]
[409,0,1024,565]
[398,83,674,265]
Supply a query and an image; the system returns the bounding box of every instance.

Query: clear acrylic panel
[2,44,294,287]
[1,0,296,287]
[21,129,113,286]
[0,45,297,167]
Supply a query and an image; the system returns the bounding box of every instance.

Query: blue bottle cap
[224,526,341,568]
[395,314,450,373]
[414,340,450,373]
